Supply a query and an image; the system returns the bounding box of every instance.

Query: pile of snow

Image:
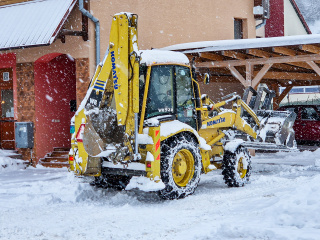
[126,176,165,192]
[0,150,27,172]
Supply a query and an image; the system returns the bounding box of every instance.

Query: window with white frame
[2,72,9,81]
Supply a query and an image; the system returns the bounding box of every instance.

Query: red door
[0,68,15,149]
[34,54,76,160]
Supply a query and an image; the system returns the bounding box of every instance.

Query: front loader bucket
[240,86,297,150]
[257,110,296,148]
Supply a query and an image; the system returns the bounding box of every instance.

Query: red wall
[34,54,76,160]
[265,0,285,37]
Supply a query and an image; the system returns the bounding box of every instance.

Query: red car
[278,105,320,143]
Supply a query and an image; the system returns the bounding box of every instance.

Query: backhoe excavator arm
[71,13,140,174]
[84,13,139,125]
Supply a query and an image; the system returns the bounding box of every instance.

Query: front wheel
[158,134,201,200]
[222,146,251,187]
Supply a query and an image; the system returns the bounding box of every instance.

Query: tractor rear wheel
[222,146,251,187]
[158,134,201,200]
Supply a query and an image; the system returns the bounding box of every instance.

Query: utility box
[15,122,34,148]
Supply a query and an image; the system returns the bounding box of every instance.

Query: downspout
[79,0,100,65]
[256,19,267,29]
[255,0,269,29]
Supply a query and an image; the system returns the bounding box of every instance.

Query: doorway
[0,68,15,149]
[34,53,76,160]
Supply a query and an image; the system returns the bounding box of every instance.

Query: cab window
[139,65,147,110]
[176,66,196,128]
[146,65,174,118]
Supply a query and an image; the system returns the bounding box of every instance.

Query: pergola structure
[162,34,320,109]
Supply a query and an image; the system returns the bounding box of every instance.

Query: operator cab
[139,50,199,129]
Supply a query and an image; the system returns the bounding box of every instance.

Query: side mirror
[204,73,210,85]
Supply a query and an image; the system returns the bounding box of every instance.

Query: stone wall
[16,63,35,122]
[16,62,35,162]
[75,58,90,107]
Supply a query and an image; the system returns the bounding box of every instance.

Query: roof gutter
[78,0,100,65]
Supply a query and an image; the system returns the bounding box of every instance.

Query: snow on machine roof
[139,50,189,66]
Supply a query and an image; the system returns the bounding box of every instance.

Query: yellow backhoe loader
[69,13,266,199]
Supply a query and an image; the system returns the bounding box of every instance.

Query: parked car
[278,105,320,143]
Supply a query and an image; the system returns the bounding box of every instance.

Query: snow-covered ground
[1,149,320,240]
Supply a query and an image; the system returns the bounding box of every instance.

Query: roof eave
[0,43,51,51]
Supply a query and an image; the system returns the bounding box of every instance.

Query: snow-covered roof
[0,0,76,50]
[161,34,320,54]
[140,50,189,65]
[289,0,312,34]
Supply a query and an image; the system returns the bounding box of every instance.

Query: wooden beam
[272,47,314,69]
[277,86,293,103]
[263,80,320,87]
[252,63,273,89]
[271,63,311,72]
[209,76,239,83]
[272,46,297,56]
[248,49,311,72]
[246,48,312,71]
[307,61,320,76]
[192,56,205,64]
[228,66,247,86]
[248,49,305,72]
[259,71,320,81]
[247,49,272,58]
[196,53,320,68]
[198,68,230,75]
[300,44,320,54]
[246,63,253,84]
[199,52,224,61]
[222,50,248,60]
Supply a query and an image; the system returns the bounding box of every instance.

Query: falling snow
[45,94,53,102]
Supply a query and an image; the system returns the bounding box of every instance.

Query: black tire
[158,134,201,200]
[222,146,251,187]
